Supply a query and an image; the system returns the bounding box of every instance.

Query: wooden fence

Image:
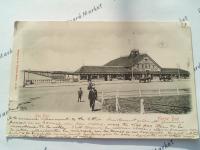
[98,88,191,114]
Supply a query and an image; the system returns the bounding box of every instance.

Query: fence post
[101,91,104,105]
[177,87,179,95]
[139,88,141,97]
[159,88,161,96]
[140,98,145,114]
[115,90,120,112]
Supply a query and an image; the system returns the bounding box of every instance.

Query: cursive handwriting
[0,110,8,119]
[68,3,103,21]
[0,49,12,60]
[7,114,199,138]
[194,62,200,72]
[0,107,19,120]
[154,139,174,150]
[179,16,188,28]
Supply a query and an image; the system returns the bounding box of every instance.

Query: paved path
[18,85,102,112]
[18,80,191,112]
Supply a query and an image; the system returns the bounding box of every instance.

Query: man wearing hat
[88,86,97,111]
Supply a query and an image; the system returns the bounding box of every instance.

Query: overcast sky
[13,21,193,71]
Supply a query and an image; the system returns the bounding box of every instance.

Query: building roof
[104,51,161,68]
[161,68,190,75]
[75,66,134,74]
[23,70,76,75]
[75,50,190,75]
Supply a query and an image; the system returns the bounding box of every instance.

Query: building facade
[75,49,189,81]
[22,49,190,86]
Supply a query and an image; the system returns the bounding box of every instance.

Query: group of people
[77,80,98,111]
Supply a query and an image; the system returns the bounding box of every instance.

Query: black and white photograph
[7,21,199,139]
[11,21,196,115]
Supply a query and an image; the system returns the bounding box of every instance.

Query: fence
[24,79,79,86]
[98,88,192,114]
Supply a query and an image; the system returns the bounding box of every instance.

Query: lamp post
[131,65,134,80]
[176,63,180,79]
[23,70,26,87]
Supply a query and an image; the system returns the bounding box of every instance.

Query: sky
[13,21,193,71]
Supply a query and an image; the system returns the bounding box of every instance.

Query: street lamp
[131,65,134,80]
[176,63,180,79]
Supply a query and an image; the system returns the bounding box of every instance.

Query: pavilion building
[21,49,190,86]
[75,49,190,81]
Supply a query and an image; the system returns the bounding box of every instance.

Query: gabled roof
[75,66,133,74]
[104,53,161,68]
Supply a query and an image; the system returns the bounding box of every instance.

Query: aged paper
[7,21,199,139]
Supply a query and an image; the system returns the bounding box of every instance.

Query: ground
[17,79,193,114]
[102,95,191,114]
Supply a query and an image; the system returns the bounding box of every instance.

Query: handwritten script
[0,49,12,60]
[0,110,8,119]
[154,139,174,150]
[68,3,102,21]
[194,62,200,72]
[7,113,199,139]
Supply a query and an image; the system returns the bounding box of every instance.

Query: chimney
[129,49,139,57]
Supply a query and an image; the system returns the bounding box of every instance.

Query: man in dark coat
[88,88,96,111]
[93,87,97,100]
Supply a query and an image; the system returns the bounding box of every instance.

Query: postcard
[7,21,199,139]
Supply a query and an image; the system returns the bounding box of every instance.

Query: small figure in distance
[88,80,93,90]
[78,87,83,102]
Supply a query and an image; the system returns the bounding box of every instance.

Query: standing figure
[78,87,83,102]
[93,87,97,100]
[88,88,96,111]
[88,80,93,90]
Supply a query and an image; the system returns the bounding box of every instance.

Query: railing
[24,79,78,86]
[97,88,192,114]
